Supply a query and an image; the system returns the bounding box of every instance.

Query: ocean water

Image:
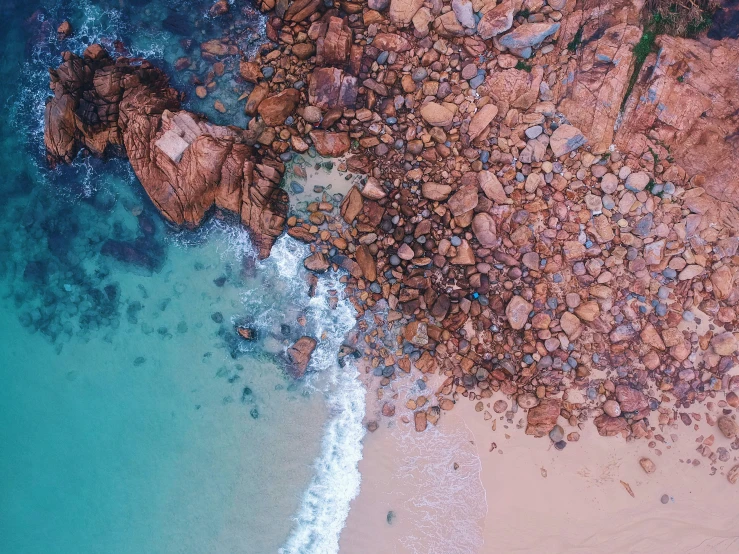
[0,1,364,553]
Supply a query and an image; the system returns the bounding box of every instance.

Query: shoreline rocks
[44,46,288,258]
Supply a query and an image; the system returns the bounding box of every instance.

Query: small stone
[640,457,657,474]
[549,425,564,442]
[517,393,539,409]
[717,416,738,439]
[728,465,739,485]
[493,399,508,413]
[506,296,532,330]
[603,399,622,417]
[525,125,543,139]
[549,124,586,157]
[712,332,737,356]
[397,243,415,260]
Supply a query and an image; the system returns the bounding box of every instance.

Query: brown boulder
[287,336,317,377]
[472,212,497,247]
[316,16,352,66]
[310,131,350,157]
[525,398,561,437]
[285,0,321,22]
[372,33,413,52]
[355,245,377,281]
[506,295,532,330]
[239,61,261,83]
[467,104,498,140]
[389,0,423,26]
[360,177,386,200]
[304,252,330,273]
[615,385,649,413]
[422,182,452,201]
[257,88,300,126]
[57,20,72,39]
[477,0,514,39]
[447,183,478,216]
[420,102,454,127]
[414,410,427,432]
[340,186,364,223]
[549,124,587,158]
[478,170,507,204]
[245,84,269,115]
[718,416,738,439]
[594,415,629,437]
[308,67,357,110]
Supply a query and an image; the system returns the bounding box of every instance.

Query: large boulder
[467,104,498,140]
[372,33,413,52]
[477,0,514,39]
[506,295,532,330]
[472,213,497,247]
[257,88,300,126]
[287,336,317,378]
[389,0,424,26]
[309,131,350,157]
[549,124,587,157]
[499,22,560,50]
[316,16,352,66]
[525,398,561,437]
[44,47,288,259]
[308,67,358,110]
[420,102,454,127]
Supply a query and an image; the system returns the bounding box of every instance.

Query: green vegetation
[647,0,717,37]
[515,60,532,72]
[516,8,531,19]
[621,28,656,110]
[620,1,717,109]
[567,25,584,53]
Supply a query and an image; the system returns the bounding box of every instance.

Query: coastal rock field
[45,0,739,480]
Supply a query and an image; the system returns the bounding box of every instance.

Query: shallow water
[0,1,364,553]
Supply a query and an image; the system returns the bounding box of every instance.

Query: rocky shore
[45,0,739,477]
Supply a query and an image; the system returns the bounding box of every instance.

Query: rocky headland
[45,0,739,478]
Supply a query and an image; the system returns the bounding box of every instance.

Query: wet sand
[342,387,739,554]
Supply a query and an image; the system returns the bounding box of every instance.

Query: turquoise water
[0,1,364,553]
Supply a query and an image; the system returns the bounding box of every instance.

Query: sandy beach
[342,386,739,554]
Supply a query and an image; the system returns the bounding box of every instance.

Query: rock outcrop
[555,0,643,154]
[615,35,739,209]
[44,46,288,258]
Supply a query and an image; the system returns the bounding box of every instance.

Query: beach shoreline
[342,379,739,554]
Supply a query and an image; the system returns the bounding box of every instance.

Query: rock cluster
[45,0,739,451]
[241,0,739,444]
[44,46,288,258]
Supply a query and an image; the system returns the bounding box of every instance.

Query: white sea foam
[256,236,366,554]
[389,388,487,554]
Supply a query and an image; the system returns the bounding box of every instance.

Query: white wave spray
[262,237,366,554]
[210,231,366,554]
